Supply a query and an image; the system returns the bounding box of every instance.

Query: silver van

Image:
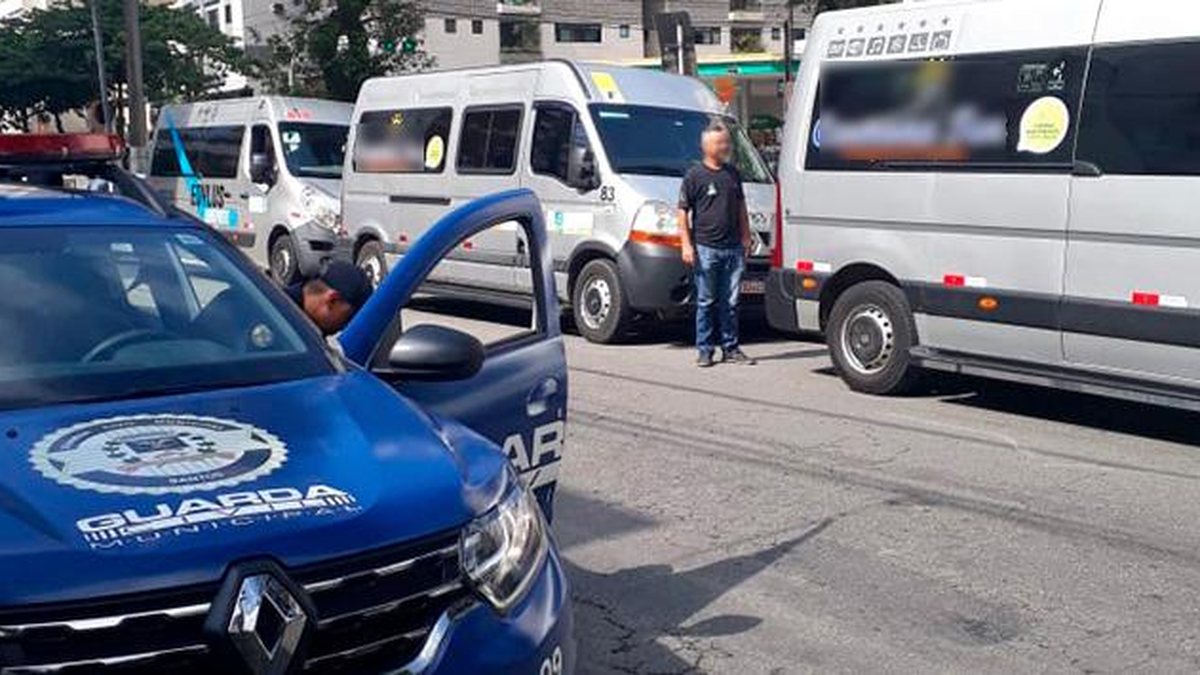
[342,61,776,343]
[768,0,1200,410]
[148,96,352,284]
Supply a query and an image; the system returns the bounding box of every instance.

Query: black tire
[572,259,632,344]
[826,280,919,395]
[269,233,300,285]
[356,239,388,289]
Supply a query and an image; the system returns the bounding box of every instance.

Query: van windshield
[0,226,334,411]
[278,122,349,179]
[589,104,772,183]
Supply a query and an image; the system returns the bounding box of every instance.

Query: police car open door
[340,189,567,518]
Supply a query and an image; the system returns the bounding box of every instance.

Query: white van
[768,0,1200,409]
[148,96,352,284]
[342,61,776,343]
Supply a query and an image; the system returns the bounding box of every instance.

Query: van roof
[357,60,723,115]
[157,96,353,126]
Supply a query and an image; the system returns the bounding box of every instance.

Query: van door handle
[525,377,560,417]
[239,192,250,199]
[1071,160,1102,177]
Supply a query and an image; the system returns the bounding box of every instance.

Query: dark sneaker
[696,352,715,368]
[722,348,757,365]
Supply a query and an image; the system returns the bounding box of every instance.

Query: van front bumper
[294,222,341,277]
[617,241,768,315]
[421,545,575,674]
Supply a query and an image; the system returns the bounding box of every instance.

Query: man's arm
[737,182,752,255]
[678,171,695,266]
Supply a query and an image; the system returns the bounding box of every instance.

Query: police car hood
[0,371,506,606]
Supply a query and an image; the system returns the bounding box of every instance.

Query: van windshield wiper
[614,165,683,177]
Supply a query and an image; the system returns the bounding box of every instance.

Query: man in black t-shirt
[678,121,757,368]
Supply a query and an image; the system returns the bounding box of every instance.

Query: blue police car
[0,135,572,674]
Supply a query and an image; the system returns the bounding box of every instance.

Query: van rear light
[0,134,124,163]
[770,180,784,268]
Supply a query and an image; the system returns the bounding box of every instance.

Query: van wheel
[573,259,631,344]
[827,280,919,395]
[270,233,300,285]
[356,240,388,289]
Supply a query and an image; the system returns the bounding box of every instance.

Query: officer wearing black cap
[286,260,373,336]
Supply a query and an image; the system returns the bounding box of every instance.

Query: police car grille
[0,530,469,674]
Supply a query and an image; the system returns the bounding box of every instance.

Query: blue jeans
[694,244,745,355]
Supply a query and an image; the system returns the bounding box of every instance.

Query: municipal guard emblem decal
[31,414,287,495]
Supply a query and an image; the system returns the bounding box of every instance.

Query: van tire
[827,280,919,395]
[573,259,631,344]
[270,233,300,285]
[356,240,388,289]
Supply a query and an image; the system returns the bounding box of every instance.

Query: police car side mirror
[380,324,484,381]
[250,152,276,186]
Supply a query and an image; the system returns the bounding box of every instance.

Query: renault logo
[205,561,314,675]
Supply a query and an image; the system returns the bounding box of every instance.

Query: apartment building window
[770,26,780,41]
[555,23,601,43]
[472,19,483,34]
[444,18,457,33]
[206,9,219,28]
[731,27,763,53]
[694,27,721,45]
[791,27,806,41]
[500,19,540,53]
[619,24,630,39]
[730,0,762,10]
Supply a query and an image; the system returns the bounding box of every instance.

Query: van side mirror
[379,324,484,381]
[250,152,276,186]
[567,146,600,192]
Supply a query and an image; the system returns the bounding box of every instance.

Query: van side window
[806,48,1086,171]
[149,126,242,179]
[458,106,523,174]
[150,129,180,176]
[531,104,588,184]
[354,107,452,174]
[1077,41,1200,176]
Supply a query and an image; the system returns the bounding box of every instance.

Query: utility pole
[89,0,112,132]
[124,0,147,170]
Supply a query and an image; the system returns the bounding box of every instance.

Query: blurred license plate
[740,279,765,294]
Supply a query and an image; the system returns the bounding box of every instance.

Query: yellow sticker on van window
[425,135,445,170]
[591,72,625,103]
[1018,96,1069,155]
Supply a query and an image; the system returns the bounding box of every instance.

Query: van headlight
[300,187,341,231]
[631,200,680,236]
[459,479,548,613]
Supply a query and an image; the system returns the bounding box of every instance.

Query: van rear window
[806,48,1086,172]
[354,107,452,174]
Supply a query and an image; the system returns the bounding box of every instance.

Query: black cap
[320,260,373,310]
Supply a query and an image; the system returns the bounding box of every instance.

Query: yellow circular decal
[425,135,445,170]
[1018,96,1070,155]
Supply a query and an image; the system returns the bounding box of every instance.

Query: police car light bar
[0,134,125,163]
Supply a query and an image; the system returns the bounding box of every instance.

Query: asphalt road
[407,299,1200,675]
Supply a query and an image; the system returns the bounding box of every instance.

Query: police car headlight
[631,200,680,235]
[459,479,548,613]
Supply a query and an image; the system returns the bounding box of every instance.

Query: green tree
[254,0,432,101]
[0,0,248,131]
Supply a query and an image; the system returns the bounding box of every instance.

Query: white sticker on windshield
[281,130,302,152]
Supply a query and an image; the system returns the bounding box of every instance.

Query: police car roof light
[0,134,125,163]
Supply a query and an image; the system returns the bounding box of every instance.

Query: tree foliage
[0,0,247,130]
[253,0,432,101]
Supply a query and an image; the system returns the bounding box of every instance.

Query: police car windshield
[0,226,334,410]
[589,104,772,183]
[278,123,349,180]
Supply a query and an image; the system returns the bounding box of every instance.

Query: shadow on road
[555,488,827,674]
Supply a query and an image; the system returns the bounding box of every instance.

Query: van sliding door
[1063,40,1200,384]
